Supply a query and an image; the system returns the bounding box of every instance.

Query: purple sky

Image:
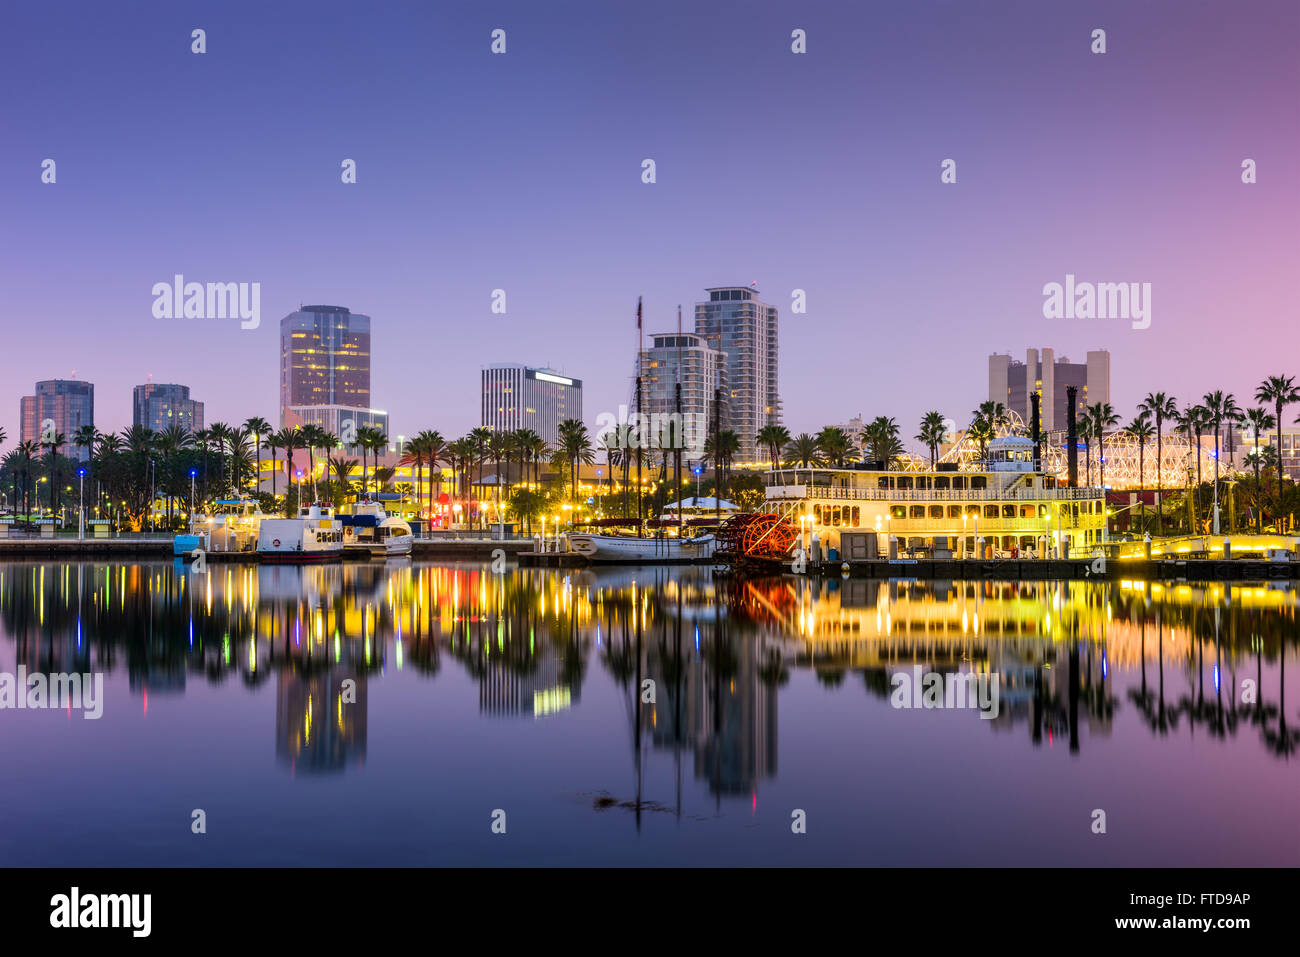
[2,0,1297,448]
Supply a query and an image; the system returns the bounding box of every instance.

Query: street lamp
[77,468,86,540]
[190,469,197,525]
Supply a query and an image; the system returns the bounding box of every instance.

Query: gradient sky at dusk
[2,0,1297,449]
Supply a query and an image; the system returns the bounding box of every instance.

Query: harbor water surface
[0,559,1295,866]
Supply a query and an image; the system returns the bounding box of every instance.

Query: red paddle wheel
[715,513,797,562]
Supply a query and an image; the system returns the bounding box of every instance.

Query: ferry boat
[257,503,345,563]
[764,436,1106,561]
[340,501,414,558]
[174,497,267,556]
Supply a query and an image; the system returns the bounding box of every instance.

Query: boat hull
[258,550,343,564]
[568,533,715,564]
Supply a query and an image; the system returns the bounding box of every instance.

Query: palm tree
[756,424,791,472]
[192,428,214,504]
[1126,412,1155,532]
[447,436,478,525]
[94,432,124,516]
[2,450,19,517]
[17,439,39,518]
[1174,405,1206,530]
[265,428,283,499]
[814,426,853,467]
[1243,446,1277,533]
[207,422,232,496]
[328,456,358,500]
[1089,403,1119,488]
[407,429,445,517]
[916,411,947,470]
[862,416,904,468]
[553,419,595,518]
[487,430,510,529]
[1241,407,1276,531]
[1255,374,1299,517]
[1138,392,1178,535]
[272,427,302,506]
[72,424,100,466]
[968,415,995,466]
[301,424,334,500]
[372,466,396,493]
[41,430,66,521]
[1202,390,1242,527]
[243,416,271,494]
[785,433,821,468]
[354,426,385,497]
[712,429,741,496]
[156,424,192,528]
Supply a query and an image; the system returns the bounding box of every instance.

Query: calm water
[0,559,1296,867]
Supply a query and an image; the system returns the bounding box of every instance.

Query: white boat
[568,532,716,564]
[341,500,413,558]
[375,516,414,557]
[257,503,344,563]
[175,497,267,556]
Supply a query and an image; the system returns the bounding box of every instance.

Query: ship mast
[635,297,644,538]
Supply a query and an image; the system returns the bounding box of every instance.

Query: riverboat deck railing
[765,484,1104,503]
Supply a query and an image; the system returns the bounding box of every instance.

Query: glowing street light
[77,467,87,540]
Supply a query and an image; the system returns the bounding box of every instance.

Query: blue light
[77,468,86,477]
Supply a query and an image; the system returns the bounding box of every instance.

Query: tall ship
[763,437,1106,561]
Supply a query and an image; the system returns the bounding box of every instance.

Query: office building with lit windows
[19,379,95,461]
[132,383,205,434]
[481,364,582,449]
[279,305,372,425]
[694,286,781,463]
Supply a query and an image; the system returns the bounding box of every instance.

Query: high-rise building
[132,383,205,434]
[636,332,725,458]
[279,305,388,456]
[19,379,95,461]
[279,305,372,422]
[694,286,781,462]
[481,365,582,449]
[988,348,1110,433]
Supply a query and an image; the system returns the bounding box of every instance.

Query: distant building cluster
[989,348,1110,432]
[631,285,782,463]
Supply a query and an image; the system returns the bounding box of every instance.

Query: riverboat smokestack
[1030,391,1042,472]
[1066,385,1079,488]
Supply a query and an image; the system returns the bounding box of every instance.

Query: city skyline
[2,0,1297,447]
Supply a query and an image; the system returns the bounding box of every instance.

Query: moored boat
[340,500,413,558]
[568,530,716,564]
[257,503,344,563]
[765,436,1106,561]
